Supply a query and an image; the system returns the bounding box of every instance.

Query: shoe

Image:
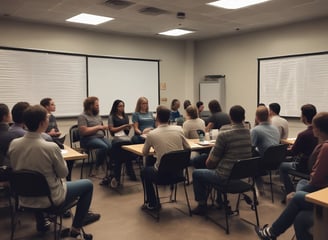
[63,209,71,218]
[110,178,120,188]
[255,224,276,240]
[141,203,161,211]
[82,211,101,226]
[191,204,207,216]
[36,217,51,232]
[70,229,93,240]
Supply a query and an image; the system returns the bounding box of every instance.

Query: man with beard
[78,97,111,175]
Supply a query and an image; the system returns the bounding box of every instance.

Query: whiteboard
[0,48,86,117]
[88,57,160,114]
[258,52,328,117]
[199,80,225,111]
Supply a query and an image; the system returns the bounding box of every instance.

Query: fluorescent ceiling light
[66,13,114,25]
[207,0,271,9]
[159,29,194,37]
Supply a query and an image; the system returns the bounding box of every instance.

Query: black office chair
[209,157,261,234]
[143,149,192,221]
[69,124,96,178]
[9,169,78,240]
[260,144,288,203]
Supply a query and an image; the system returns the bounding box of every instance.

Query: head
[229,105,245,124]
[83,96,99,115]
[183,100,191,110]
[0,103,10,123]
[269,103,281,116]
[135,97,149,112]
[11,102,30,124]
[23,105,48,132]
[171,99,180,111]
[110,99,125,116]
[40,98,55,113]
[312,112,328,138]
[185,105,199,120]
[196,101,204,112]
[208,100,222,114]
[156,106,171,124]
[301,104,317,125]
[256,106,269,123]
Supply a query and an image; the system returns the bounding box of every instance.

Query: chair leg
[269,171,274,203]
[154,184,160,221]
[253,188,260,226]
[183,182,192,216]
[223,193,230,234]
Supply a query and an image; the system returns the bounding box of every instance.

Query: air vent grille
[104,0,135,9]
[139,7,168,16]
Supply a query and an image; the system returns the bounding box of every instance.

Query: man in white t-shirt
[269,103,289,139]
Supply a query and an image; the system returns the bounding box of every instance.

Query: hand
[142,127,153,135]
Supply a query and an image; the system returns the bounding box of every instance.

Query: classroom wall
[194,17,328,129]
[1,17,328,138]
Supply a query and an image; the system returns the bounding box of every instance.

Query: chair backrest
[229,157,261,180]
[10,169,54,206]
[69,124,81,149]
[261,144,288,170]
[158,149,191,177]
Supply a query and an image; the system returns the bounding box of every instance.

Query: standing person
[78,97,111,175]
[131,97,155,144]
[170,99,182,123]
[141,106,190,209]
[255,112,328,240]
[269,103,289,139]
[205,99,230,132]
[8,105,100,239]
[191,105,252,215]
[107,99,137,187]
[279,104,318,201]
[183,105,205,139]
[40,98,62,139]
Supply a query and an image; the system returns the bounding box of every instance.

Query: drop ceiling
[1,0,328,40]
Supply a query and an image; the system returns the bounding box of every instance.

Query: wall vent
[104,0,135,9]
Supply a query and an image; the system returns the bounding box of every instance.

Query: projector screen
[87,57,160,115]
[258,52,328,117]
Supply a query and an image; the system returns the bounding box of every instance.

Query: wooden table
[121,138,215,156]
[305,187,328,240]
[61,145,88,161]
[280,138,296,145]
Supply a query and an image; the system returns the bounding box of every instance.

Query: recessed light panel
[207,0,271,10]
[159,29,194,37]
[66,13,114,25]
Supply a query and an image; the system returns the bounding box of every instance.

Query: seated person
[280,104,318,199]
[269,102,289,139]
[78,97,111,175]
[0,103,12,166]
[192,105,252,215]
[131,97,155,144]
[182,105,205,139]
[107,99,137,187]
[40,98,62,139]
[141,106,190,209]
[8,105,100,239]
[205,99,230,132]
[256,111,328,240]
[169,99,182,123]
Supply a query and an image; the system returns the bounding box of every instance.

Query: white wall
[1,18,328,138]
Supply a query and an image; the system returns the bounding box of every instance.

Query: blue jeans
[280,161,296,194]
[65,179,93,228]
[294,210,313,240]
[190,153,208,169]
[271,191,313,238]
[81,137,111,167]
[192,169,226,204]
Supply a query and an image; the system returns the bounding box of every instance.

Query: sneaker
[255,224,276,240]
[36,217,51,232]
[82,211,101,226]
[70,229,93,240]
[63,209,71,218]
[191,204,207,216]
[140,203,161,211]
[110,177,120,188]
